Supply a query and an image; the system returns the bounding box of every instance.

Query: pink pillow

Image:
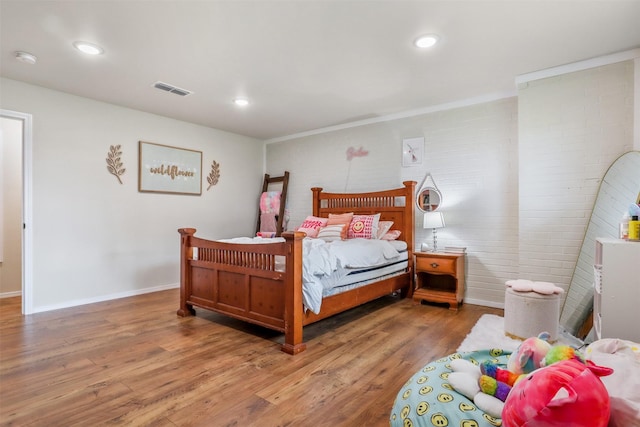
[296,215,328,238]
[347,214,381,239]
[327,213,353,240]
[381,230,401,241]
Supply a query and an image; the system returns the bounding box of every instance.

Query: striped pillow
[316,224,346,242]
[327,213,353,239]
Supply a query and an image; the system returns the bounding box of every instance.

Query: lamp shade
[423,212,445,229]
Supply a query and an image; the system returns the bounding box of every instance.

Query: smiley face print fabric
[390,349,511,427]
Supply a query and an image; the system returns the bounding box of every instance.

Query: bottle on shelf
[629,215,640,241]
[619,212,630,239]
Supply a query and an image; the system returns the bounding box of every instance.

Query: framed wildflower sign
[138,141,202,195]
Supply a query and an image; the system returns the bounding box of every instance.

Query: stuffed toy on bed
[449,358,519,418]
[449,333,553,418]
[502,359,613,427]
[506,332,553,375]
[449,331,613,425]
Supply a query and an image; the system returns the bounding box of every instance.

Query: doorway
[0,109,33,314]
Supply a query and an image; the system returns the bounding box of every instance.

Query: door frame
[1,109,33,314]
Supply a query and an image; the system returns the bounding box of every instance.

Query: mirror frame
[416,172,442,212]
[417,187,442,212]
[560,151,640,337]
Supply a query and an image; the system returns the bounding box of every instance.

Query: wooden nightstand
[413,252,465,310]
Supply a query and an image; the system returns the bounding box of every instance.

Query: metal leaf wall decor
[207,160,220,190]
[106,145,125,184]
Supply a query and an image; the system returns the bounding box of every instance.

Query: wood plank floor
[0,290,502,426]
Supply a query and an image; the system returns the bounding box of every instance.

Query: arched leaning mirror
[560,151,640,338]
[417,173,442,212]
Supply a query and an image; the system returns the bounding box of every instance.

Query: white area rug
[457,314,578,353]
[456,314,523,353]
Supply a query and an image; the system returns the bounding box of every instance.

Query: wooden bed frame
[177,181,416,354]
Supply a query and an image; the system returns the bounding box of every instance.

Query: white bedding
[302,238,405,313]
[213,236,406,314]
[585,338,640,427]
[319,253,408,292]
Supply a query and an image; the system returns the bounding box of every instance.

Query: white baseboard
[464,297,504,310]
[0,290,22,299]
[30,283,180,314]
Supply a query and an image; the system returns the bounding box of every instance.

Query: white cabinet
[593,238,640,342]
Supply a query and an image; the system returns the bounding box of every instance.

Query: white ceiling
[2,1,640,141]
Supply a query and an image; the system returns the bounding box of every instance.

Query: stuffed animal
[481,361,523,387]
[477,361,525,402]
[541,344,585,367]
[450,338,595,421]
[478,374,512,402]
[502,359,613,427]
[448,359,506,418]
[449,337,551,419]
[506,332,552,375]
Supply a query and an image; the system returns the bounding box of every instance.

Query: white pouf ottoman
[504,280,563,342]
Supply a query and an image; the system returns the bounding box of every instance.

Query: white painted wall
[0,78,264,312]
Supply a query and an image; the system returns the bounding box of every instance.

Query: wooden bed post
[177,228,196,317]
[281,231,307,355]
[311,187,323,216]
[402,181,416,298]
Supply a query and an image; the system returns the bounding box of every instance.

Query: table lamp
[423,212,445,252]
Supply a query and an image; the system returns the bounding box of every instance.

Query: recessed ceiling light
[414,34,439,49]
[15,51,37,64]
[73,41,104,55]
[233,98,250,107]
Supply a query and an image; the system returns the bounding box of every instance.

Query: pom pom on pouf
[502,359,613,427]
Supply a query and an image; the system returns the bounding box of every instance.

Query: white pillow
[376,221,394,239]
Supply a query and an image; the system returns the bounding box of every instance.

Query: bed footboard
[177,228,307,354]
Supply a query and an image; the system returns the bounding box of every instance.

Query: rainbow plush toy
[478,361,525,401]
[450,332,614,424]
[541,344,586,367]
[502,359,613,427]
[506,332,552,375]
[481,361,523,386]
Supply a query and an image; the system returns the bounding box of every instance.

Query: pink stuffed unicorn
[502,359,613,427]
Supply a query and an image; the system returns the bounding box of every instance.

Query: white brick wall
[266,59,635,312]
[518,61,634,322]
[267,98,519,308]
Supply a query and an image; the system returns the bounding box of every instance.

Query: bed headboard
[311,181,416,254]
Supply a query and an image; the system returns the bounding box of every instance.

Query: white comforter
[217,236,403,314]
[302,238,402,313]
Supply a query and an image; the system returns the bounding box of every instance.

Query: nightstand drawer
[415,256,456,275]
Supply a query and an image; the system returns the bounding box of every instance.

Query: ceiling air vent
[153,81,193,97]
